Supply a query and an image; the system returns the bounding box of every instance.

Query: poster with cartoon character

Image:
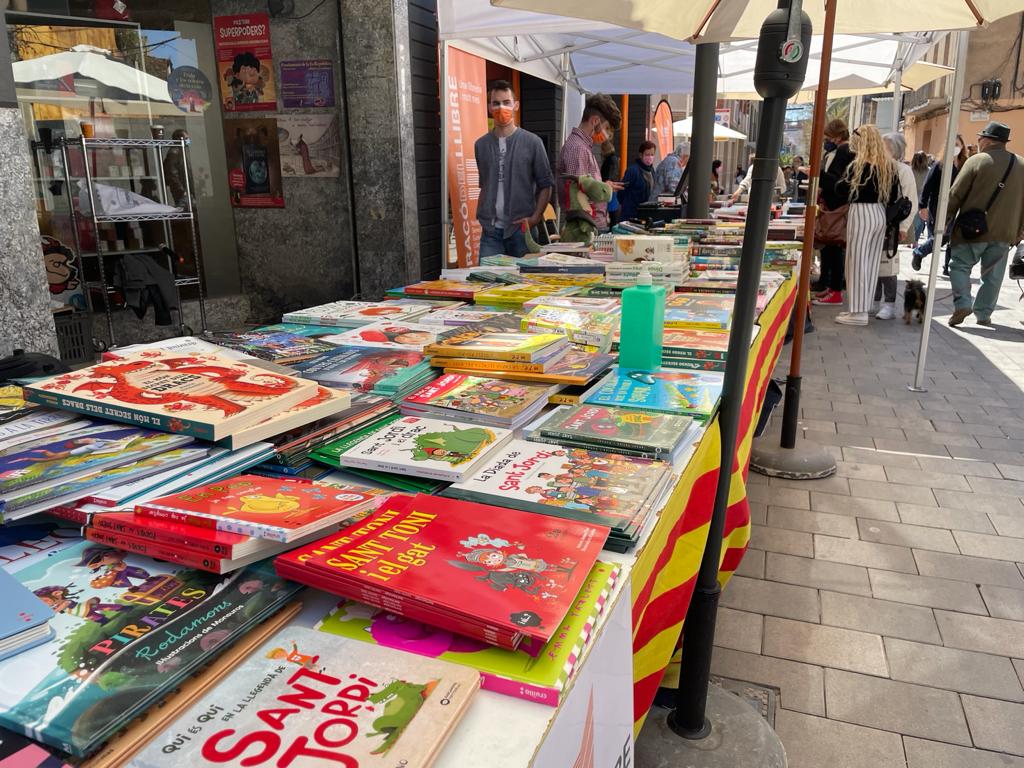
[213,13,276,112]
[41,236,85,310]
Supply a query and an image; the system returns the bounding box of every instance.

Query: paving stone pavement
[715,255,1024,767]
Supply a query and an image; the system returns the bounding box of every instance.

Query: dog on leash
[903,280,927,324]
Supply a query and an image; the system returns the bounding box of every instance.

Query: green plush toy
[558,174,613,247]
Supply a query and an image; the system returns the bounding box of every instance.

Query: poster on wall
[445,46,488,269]
[41,236,86,311]
[167,66,214,113]
[213,13,276,112]
[278,114,341,177]
[280,60,335,108]
[223,117,285,208]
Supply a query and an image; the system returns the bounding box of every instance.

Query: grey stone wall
[210,0,358,322]
[0,108,59,357]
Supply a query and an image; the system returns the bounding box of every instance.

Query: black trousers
[818,244,846,291]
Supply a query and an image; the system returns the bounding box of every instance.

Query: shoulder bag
[956,155,1016,240]
[814,149,849,248]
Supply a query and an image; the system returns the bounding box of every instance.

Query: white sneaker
[875,303,897,320]
[835,312,869,326]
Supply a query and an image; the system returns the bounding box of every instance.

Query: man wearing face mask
[556,93,624,233]
[618,140,658,220]
[474,79,554,258]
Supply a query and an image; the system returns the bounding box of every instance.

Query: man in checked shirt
[556,93,624,233]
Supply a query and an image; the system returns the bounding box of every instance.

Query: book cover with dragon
[277,493,609,645]
[332,416,512,483]
[315,561,619,707]
[538,405,694,454]
[583,368,724,422]
[129,626,479,768]
[135,474,383,542]
[0,541,301,757]
[23,350,316,441]
[444,439,669,535]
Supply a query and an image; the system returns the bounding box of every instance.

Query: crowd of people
[472,78,1024,329]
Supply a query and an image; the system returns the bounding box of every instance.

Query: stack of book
[282,298,439,327]
[582,367,725,423]
[206,329,336,364]
[213,384,353,450]
[401,373,554,430]
[425,330,570,368]
[529,404,700,462]
[24,349,319,442]
[400,279,495,301]
[320,321,448,352]
[275,492,609,649]
[474,283,579,309]
[312,413,512,484]
[515,253,607,274]
[665,293,734,330]
[522,295,619,312]
[0,570,54,661]
[293,346,436,400]
[521,304,619,354]
[445,439,672,551]
[253,321,341,338]
[84,474,386,573]
[417,308,520,327]
[315,560,620,706]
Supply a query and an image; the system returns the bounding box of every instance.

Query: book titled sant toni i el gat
[0,540,301,757]
[127,624,479,768]
[315,560,619,706]
[134,474,383,542]
[23,350,317,441]
[275,493,609,650]
[583,368,724,422]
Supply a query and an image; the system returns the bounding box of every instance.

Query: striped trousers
[845,203,887,314]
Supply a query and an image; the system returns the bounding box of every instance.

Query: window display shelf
[81,247,163,258]
[93,211,193,223]
[83,137,186,148]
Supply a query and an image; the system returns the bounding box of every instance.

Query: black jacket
[918,161,961,219]
[819,143,855,209]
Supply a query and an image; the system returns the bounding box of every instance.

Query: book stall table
[280,270,799,766]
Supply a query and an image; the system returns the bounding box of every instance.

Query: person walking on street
[474,79,554,258]
[946,122,1024,327]
[874,133,917,320]
[620,140,657,220]
[825,124,898,327]
[910,151,931,244]
[556,93,623,233]
[812,119,855,303]
[912,135,967,274]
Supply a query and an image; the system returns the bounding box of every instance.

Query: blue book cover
[0,541,302,757]
[0,568,54,661]
[583,367,724,421]
[255,322,343,338]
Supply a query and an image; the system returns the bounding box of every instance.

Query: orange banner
[445,47,487,268]
[653,99,674,162]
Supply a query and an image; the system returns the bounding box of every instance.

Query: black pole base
[669,582,721,739]
[780,374,801,449]
[667,709,712,740]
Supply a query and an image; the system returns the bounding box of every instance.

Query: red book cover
[90,510,252,557]
[85,527,229,572]
[276,493,609,644]
[134,474,379,542]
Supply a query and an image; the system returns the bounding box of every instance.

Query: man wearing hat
[946,121,1024,326]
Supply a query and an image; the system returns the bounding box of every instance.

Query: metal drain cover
[710,675,779,727]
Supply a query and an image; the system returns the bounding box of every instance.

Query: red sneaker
[813,289,843,305]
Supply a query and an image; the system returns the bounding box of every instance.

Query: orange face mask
[592,130,607,145]
[492,106,515,127]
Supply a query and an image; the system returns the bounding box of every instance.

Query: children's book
[434,348,611,386]
[425,332,568,363]
[320,322,446,352]
[276,493,609,647]
[417,309,516,327]
[0,568,54,662]
[284,299,437,327]
[254,321,344,338]
[214,385,351,450]
[292,346,430,392]
[401,374,553,428]
[315,561,619,706]
[583,368,724,421]
[537,404,694,454]
[444,439,670,536]
[0,424,192,499]
[475,284,580,308]
[403,280,494,300]
[0,411,90,454]
[23,350,317,441]
[129,626,479,768]
[522,306,619,349]
[329,415,512,483]
[135,474,383,542]
[0,541,301,758]
[206,330,336,364]
[664,294,735,330]
[521,296,620,312]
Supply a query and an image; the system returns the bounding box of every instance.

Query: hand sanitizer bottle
[618,266,665,372]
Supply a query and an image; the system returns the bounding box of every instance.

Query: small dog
[903,280,927,324]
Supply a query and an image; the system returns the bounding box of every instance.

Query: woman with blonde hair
[824,124,898,326]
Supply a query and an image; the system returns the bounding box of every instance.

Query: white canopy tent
[673,116,747,141]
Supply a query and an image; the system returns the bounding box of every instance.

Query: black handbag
[957,156,1016,240]
[883,176,912,258]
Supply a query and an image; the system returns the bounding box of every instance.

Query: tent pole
[670,0,810,739]
[891,66,903,132]
[911,30,969,392]
[440,40,452,268]
[749,0,837,480]
[688,42,720,219]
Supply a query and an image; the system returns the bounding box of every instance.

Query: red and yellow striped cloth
[630,274,798,734]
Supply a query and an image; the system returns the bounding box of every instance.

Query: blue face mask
[824,140,837,152]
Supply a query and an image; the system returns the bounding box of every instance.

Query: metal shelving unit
[60,135,208,349]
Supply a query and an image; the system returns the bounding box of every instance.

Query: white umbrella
[12,49,172,103]
[673,116,747,141]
